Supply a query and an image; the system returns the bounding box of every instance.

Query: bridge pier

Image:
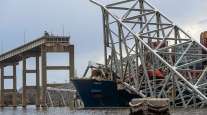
[0,63,17,107]
[22,54,40,107]
[40,43,74,107]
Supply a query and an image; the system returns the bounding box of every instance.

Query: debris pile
[129,98,170,115]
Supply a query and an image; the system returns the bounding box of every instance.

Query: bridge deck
[0,35,70,65]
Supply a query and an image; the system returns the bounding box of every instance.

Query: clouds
[147,0,207,40]
[0,0,207,88]
[198,19,207,25]
[0,0,104,71]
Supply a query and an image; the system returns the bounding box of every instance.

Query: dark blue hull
[72,79,139,107]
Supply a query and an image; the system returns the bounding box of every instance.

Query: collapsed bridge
[91,0,207,108]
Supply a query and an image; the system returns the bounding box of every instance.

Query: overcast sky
[0,0,207,89]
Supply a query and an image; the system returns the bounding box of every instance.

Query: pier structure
[92,0,207,108]
[0,33,74,107]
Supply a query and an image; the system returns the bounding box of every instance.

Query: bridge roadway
[0,33,74,107]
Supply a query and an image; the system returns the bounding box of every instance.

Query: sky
[0,0,207,89]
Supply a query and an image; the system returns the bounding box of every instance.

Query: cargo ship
[72,62,168,108]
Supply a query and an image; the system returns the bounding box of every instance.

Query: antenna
[24,30,26,44]
[62,25,65,36]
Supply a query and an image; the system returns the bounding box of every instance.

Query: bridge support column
[22,57,26,107]
[36,56,40,107]
[69,45,74,80]
[0,66,4,107]
[41,50,47,107]
[12,64,17,107]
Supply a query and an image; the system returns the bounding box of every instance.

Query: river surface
[0,106,207,115]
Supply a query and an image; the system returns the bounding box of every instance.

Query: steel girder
[46,87,76,107]
[91,0,207,108]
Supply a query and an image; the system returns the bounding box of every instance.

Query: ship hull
[72,79,139,108]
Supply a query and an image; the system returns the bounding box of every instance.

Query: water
[0,106,207,115]
[0,106,130,115]
[171,108,207,115]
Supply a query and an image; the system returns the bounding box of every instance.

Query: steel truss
[91,0,207,108]
[46,87,76,107]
